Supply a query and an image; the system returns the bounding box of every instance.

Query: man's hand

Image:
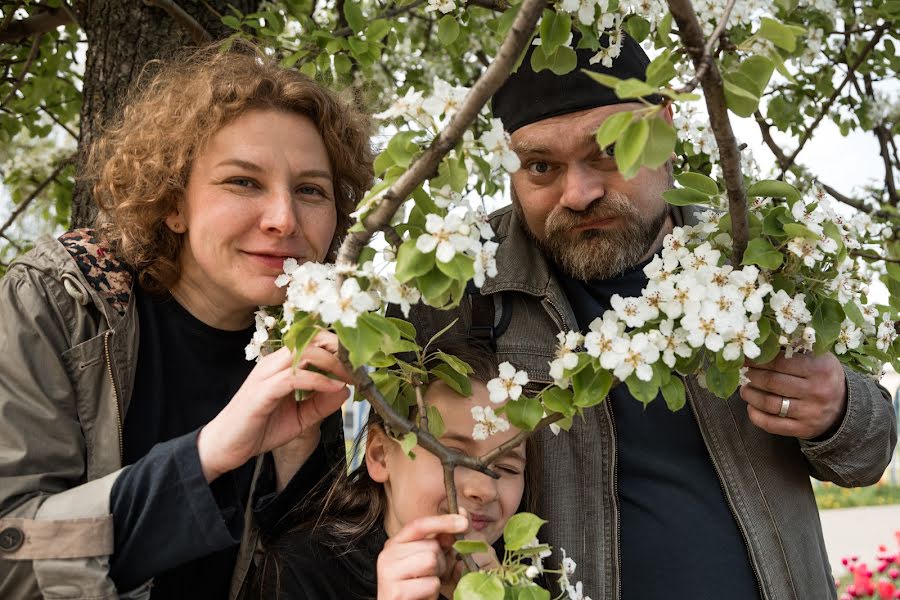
[377,514,468,600]
[740,351,847,440]
[197,331,351,483]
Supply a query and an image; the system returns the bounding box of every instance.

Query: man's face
[509,103,673,281]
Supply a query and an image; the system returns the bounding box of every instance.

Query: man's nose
[558,163,606,212]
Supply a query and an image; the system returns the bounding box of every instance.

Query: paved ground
[821,504,900,574]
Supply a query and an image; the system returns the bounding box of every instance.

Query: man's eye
[601,143,616,158]
[527,161,551,175]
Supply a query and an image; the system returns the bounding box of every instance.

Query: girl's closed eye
[495,463,522,476]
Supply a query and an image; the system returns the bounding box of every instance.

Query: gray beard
[513,190,669,281]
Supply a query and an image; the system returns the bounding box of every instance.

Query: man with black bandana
[403,34,897,599]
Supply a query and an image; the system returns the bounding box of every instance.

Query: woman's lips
[468,514,494,532]
[245,252,296,271]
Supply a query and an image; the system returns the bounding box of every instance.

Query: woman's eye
[297,185,324,197]
[226,177,257,188]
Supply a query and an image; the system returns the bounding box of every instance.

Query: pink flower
[878,581,896,600]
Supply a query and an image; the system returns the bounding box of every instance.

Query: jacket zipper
[603,399,621,600]
[103,330,124,463]
[684,376,766,600]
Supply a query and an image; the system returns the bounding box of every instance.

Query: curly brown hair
[86,41,374,292]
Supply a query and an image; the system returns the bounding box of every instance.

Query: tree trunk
[70,0,260,228]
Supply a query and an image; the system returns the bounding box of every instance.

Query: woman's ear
[365,425,390,484]
[165,211,186,234]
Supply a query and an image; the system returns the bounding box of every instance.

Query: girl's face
[368,381,526,545]
[167,108,337,329]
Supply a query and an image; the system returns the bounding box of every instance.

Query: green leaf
[539,10,571,54]
[396,239,435,282]
[660,376,686,411]
[623,15,651,43]
[723,78,759,117]
[541,386,576,417]
[453,540,490,555]
[741,237,784,270]
[222,15,242,29]
[366,19,392,41]
[503,513,547,550]
[432,363,473,396]
[399,432,417,457]
[812,298,844,352]
[782,223,819,240]
[426,405,446,438]
[737,55,775,97]
[615,118,649,178]
[572,364,613,408]
[438,14,460,46]
[615,78,657,100]
[504,396,543,430]
[662,187,711,206]
[435,350,474,376]
[371,369,403,407]
[546,46,577,76]
[747,179,800,202]
[436,253,475,281]
[386,130,420,168]
[642,117,676,169]
[758,17,800,52]
[454,572,505,600]
[843,301,865,329]
[333,54,353,74]
[582,70,623,90]
[763,206,790,236]
[625,374,660,404]
[645,50,677,88]
[595,111,633,150]
[512,586,551,600]
[705,362,741,399]
[343,0,366,33]
[754,327,782,364]
[675,172,719,195]
[418,268,455,307]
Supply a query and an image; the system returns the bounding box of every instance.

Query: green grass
[815,482,900,510]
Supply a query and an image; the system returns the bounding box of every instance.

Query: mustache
[545,193,635,235]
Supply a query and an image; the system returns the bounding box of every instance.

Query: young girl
[259,345,538,599]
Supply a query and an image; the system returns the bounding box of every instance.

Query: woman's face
[369,381,527,546]
[168,108,337,329]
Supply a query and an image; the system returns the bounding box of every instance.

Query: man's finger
[392,514,469,544]
[746,405,804,438]
[296,344,353,384]
[740,385,801,419]
[748,351,814,378]
[743,367,806,397]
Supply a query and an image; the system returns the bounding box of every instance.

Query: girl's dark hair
[257,342,543,595]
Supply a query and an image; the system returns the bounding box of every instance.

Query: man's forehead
[510,102,642,153]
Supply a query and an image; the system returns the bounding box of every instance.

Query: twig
[479,413,563,465]
[0,7,73,44]
[668,0,749,264]
[851,251,900,264]
[143,0,212,44]
[753,110,789,170]
[1,233,24,252]
[381,224,403,248]
[0,33,42,110]
[58,1,82,29]
[39,104,77,140]
[779,24,887,177]
[415,383,429,432]
[0,155,71,240]
[862,73,899,204]
[464,0,510,11]
[674,0,737,94]
[336,0,544,267]
[331,0,427,38]
[443,464,480,572]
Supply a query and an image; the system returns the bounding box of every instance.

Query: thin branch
[1,233,24,252]
[58,1,82,29]
[332,0,427,38]
[0,33,42,110]
[674,0,737,94]
[443,464,480,572]
[0,155,72,240]
[464,0,510,11]
[39,104,77,140]
[862,73,899,204]
[415,383,429,432]
[668,0,749,264]
[479,413,563,466]
[779,24,887,176]
[381,225,404,248]
[143,0,212,44]
[851,251,900,264]
[336,0,544,267]
[0,1,23,36]
[754,110,789,170]
[0,6,73,44]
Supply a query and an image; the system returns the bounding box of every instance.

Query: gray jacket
[0,231,263,600]
[405,205,897,600]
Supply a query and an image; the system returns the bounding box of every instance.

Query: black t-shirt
[115,285,256,598]
[554,259,760,600]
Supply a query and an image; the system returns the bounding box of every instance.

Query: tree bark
[70,0,260,228]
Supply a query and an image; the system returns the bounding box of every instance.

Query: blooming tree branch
[143,0,213,44]
[674,0,737,95]
[0,33,41,111]
[668,0,749,265]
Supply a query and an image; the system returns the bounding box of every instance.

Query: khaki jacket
[405,206,898,600]
[0,231,260,599]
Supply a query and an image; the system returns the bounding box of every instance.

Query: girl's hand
[377,514,468,600]
[197,331,351,483]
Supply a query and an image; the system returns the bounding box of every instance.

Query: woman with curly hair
[0,42,373,600]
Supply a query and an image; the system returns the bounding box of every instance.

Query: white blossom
[835,320,863,355]
[479,118,521,173]
[611,294,657,328]
[416,213,473,263]
[876,320,897,352]
[549,331,584,385]
[607,332,660,382]
[318,278,380,328]
[471,405,510,440]
[486,362,529,404]
[473,240,499,287]
[769,290,812,335]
